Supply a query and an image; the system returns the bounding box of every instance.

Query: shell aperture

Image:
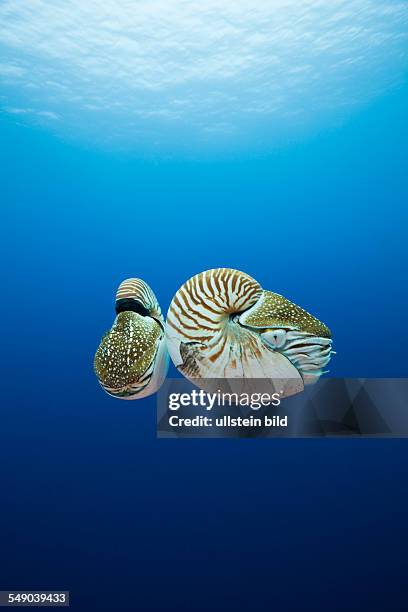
[94,278,168,399]
[166,268,333,397]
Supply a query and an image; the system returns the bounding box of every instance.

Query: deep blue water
[1,83,408,611]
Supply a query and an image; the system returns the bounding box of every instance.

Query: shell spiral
[166,268,333,397]
[94,278,168,399]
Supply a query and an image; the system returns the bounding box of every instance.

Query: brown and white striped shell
[94,278,168,399]
[166,268,333,397]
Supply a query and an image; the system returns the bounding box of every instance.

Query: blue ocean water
[1,24,408,612]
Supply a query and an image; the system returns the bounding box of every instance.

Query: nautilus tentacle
[239,290,332,385]
[94,278,168,399]
[166,268,333,398]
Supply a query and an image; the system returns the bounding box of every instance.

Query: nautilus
[166,268,333,398]
[94,278,168,399]
[95,269,333,401]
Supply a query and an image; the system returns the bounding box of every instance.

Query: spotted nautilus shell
[94,278,168,399]
[166,268,333,397]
